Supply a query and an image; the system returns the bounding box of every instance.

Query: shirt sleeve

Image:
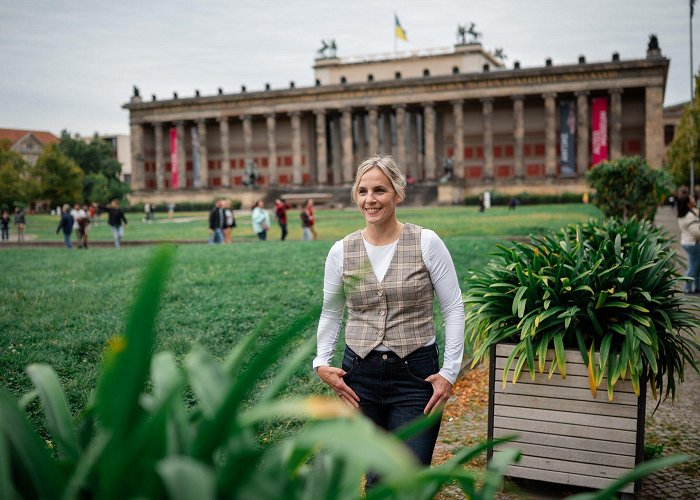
[313,240,346,371]
[422,229,465,385]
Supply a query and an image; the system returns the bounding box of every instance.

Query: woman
[55,204,74,249]
[251,200,271,241]
[313,155,465,479]
[677,193,700,293]
[304,198,318,240]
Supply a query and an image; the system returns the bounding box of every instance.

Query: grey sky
[0,0,696,136]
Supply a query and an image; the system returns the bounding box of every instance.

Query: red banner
[169,127,179,189]
[591,97,608,166]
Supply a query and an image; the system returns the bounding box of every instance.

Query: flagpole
[393,13,397,58]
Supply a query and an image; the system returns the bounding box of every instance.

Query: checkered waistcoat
[342,223,435,358]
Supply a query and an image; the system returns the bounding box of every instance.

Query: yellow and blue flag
[394,13,408,41]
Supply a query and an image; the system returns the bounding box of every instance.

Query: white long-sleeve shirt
[313,228,465,384]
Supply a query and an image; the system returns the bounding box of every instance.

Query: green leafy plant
[586,156,672,221]
[0,244,523,499]
[465,217,700,402]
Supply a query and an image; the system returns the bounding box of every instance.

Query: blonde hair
[351,155,406,204]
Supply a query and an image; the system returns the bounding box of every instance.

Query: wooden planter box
[488,344,646,496]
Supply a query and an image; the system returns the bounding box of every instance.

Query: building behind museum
[124,37,669,206]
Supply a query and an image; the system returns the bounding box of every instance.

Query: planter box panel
[495,378,638,405]
[494,369,636,396]
[493,416,637,442]
[493,428,637,456]
[489,344,645,495]
[497,442,636,468]
[494,356,637,383]
[494,393,638,418]
[494,405,638,431]
[499,465,634,493]
[494,451,631,479]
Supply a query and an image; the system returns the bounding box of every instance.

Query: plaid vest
[342,223,435,358]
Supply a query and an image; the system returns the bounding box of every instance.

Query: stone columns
[512,96,525,180]
[241,115,253,165]
[196,119,208,188]
[331,116,342,185]
[610,89,623,160]
[176,121,187,189]
[315,110,328,184]
[394,104,407,170]
[154,122,164,190]
[129,122,145,190]
[368,106,379,155]
[575,91,590,175]
[356,113,367,162]
[382,111,393,154]
[452,100,464,179]
[341,108,354,183]
[645,85,664,168]
[266,113,278,185]
[218,117,230,188]
[408,111,419,179]
[543,93,557,177]
[423,102,436,179]
[290,112,302,184]
[481,98,494,180]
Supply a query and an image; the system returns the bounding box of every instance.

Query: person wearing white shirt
[313,155,465,483]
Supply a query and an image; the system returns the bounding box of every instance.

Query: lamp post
[691,0,696,193]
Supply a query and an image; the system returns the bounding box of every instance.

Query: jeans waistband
[346,343,437,361]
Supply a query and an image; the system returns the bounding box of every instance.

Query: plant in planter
[464,217,700,493]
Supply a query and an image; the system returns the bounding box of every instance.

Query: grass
[0,204,600,428]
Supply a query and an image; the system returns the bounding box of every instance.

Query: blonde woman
[313,155,464,484]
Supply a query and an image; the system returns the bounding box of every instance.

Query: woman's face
[356,167,400,226]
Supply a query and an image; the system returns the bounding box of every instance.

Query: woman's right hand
[317,366,360,408]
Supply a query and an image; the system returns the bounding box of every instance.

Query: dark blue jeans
[682,243,700,292]
[342,344,441,471]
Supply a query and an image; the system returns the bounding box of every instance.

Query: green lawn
[0,204,600,426]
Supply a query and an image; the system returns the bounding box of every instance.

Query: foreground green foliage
[465,218,700,401]
[0,246,521,499]
[587,156,672,221]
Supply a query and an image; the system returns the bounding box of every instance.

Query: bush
[465,217,700,402]
[125,199,242,213]
[464,192,585,207]
[587,156,672,221]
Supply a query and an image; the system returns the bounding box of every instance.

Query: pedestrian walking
[14,207,26,242]
[274,198,291,240]
[1,210,10,241]
[251,200,270,241]
[56,204,74,249]
[103,199,128,248]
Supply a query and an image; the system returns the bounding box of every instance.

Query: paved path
[434,206,700,499]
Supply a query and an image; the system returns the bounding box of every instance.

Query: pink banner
[591,97,608,166]
[169,127,179,189]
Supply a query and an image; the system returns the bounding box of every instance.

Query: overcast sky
[0,0,697,137]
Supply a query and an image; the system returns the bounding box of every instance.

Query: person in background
[304,198,318,240]
[167,202,175,219]
[208,199,225,244]
[251,199,271,241]
[14,207,26,242]
[1,210,10,242]
[313,155,465,487]
[72,203,87,248]
[274,198,291,241]
[104,199,128,248]
[301,206,313,240]
[78,204,91,249]
[56,204,74,249]
[676,190,700,294]
[223,200,236,244]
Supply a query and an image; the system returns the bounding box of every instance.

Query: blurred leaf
[157,457,216,500]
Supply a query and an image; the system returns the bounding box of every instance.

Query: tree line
[0,131,130,211]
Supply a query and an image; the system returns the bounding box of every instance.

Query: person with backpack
[274,198,291,241]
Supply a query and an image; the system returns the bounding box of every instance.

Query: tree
[56,131,130,204]
[31,144,84,208]
[0,145,31,210]
[587,156,672,221]
[666,73,700,186]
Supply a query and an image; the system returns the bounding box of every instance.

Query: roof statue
[493,48,507,62]
[648,34,659,51]
[457,23,481,44]
[132,85,140,98]
[317,39,337,59]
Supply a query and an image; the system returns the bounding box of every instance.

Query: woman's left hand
[423,374,453,414]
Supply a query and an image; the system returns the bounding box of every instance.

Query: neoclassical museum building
[124,36,668,206]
